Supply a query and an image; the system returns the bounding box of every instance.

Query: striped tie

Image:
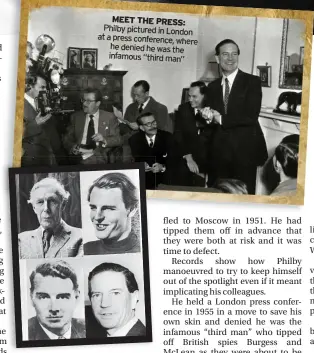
[224,78,230,114]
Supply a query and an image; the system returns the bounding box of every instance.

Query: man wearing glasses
[64,88,122,164]
[129,112,174,190]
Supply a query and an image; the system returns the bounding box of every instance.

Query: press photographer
[22,35,72,166]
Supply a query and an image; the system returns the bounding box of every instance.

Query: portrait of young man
[27,260,85,340]
[83,172,141,255]
[85,262,146,338]
[18,177,83,259]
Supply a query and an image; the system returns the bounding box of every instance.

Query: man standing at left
[64,88,122,164]
[23,72,55,166]
[18,178,83,259]
[28,260,85,340]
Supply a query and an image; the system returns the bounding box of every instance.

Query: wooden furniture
[61,69,128,112]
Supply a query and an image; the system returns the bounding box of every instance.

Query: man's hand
[152,163,164,173]
[71,145,81,155]
[184,154,199,174]
[201,107,214,123]
[211,109,222,125]
[92,133,105,143]
[145,162,152,172]
[35,112,52,126]
[128,122,139,131]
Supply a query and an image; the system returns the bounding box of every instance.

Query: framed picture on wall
[67,47,81,69]
[257,65,271,87]
[81,48,98,69]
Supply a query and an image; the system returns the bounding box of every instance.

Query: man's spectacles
[142,120,157,127]
[81,99,97,104]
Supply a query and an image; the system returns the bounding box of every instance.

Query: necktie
[86,115,96,149]
[43,229,52,257]
[224,78,230,114]
[138,104,144,114]
[149,138,154,148]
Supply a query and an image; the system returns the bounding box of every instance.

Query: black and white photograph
[67,47,81,69]
[9,163,151,347]
[15,3,312,203]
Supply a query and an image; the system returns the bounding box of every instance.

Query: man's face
[90,271,138,332]
[31,274,78,334]
[85,53,92,63]
[139,115,157,136]
[31,76,47,99]
[31,185,64,230]
[89,187,130,241]
[133,86,149,105]
[82,92,100,115]
[216,43,239,75]
[188,86,205,109]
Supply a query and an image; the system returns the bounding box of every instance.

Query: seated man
[28,260,85,340]
[18,178,83,259]
[85,262,146,338]
[83,172,141,255]
[129,112,174,190]
[271,139,299,196]
[63,88,122,164]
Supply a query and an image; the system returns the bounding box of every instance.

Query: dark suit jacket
[206,70,268,168]
[121,96,172,139]
[85,306,146,338]
[63,109,122,163]
[129,129,174,188]
[22,99,54,166]
[18,221,83,259]
[28,317,86,340]
[174,102,213,170]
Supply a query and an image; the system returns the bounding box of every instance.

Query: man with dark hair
[23,72,55,166]
[18,177,83,259]
[271,138,299,196]
[84,172,141,255]
[174,80,214,186]
[85,262,145,338]
[117,80,171,161]
[63,88,122,164]
[28,260,85,340]
[206,38,268,194]
[129,112,175,189]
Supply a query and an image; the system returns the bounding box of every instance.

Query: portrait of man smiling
[83,172,141,255]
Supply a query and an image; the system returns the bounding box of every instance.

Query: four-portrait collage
[10,165,151,347]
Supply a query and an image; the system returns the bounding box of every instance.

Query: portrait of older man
[85,262,146,338]
[83,172,140,255]
[18,177,83,259]
[28,260,85,340]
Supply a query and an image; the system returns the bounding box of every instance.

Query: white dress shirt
[106,317,138,337]
[139,97,150,110]
[40,322,72,339]
[81,110,100,145]
[221,68,238,98]
[145,134,156,147]
[24,93,37,111]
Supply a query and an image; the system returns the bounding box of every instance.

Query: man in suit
[22,73,55,166]
[63,88,122,164]
[206,39,268,194]
[18,178,83,259]
[118,80,171,161]
[86,262,146,338]
[174,81,214,187]
[84,172,140,255]
[28,260,85,340]
[129,112,174,189]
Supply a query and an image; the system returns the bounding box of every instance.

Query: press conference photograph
[15,2,312,203]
